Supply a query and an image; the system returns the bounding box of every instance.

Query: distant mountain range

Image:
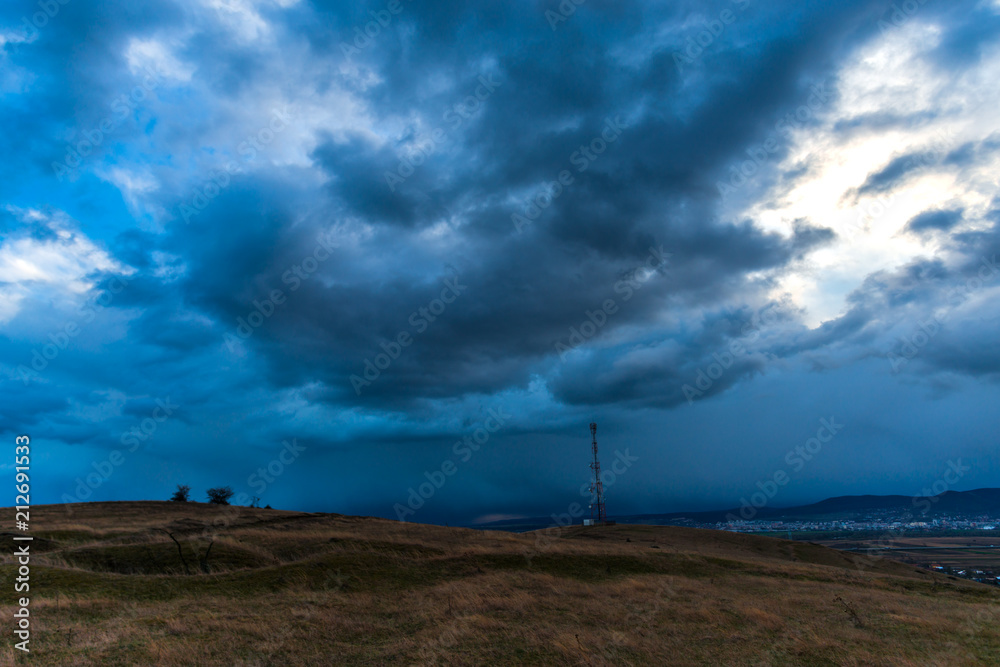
[477,488,1000,532]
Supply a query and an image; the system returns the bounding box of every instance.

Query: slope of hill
[3,501,1000,665]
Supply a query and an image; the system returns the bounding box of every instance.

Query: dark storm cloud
[904,208,964,235]
[0,0,183,179]
[121,0,988,406]
[5,0,1000,522]
[832,110,940,135]
[0,382,68,434]
[944,134,1000,168]
[311,134,447,228]
[926,2,1000,67]
[151,0,876,410]
[920,326,1000,379]
[790,220,836,256]
[949,207,1000,268]
[548,329,768,408]
[851,150,941,198]
[772,237,1000,386]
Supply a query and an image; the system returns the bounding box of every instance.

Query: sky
[2,0,1000,526]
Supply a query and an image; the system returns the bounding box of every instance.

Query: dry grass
[2,501,999,665]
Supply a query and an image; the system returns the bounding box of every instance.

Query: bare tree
[170,484,191,502]
[160,529,191,575]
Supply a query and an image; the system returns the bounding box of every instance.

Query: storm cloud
[3,0,1000,524]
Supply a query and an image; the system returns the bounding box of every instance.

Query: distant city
[654,508,1000,587]
[480,489,1000,586]
[711,510,999,534]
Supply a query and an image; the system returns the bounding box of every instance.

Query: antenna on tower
[588,422,607,525]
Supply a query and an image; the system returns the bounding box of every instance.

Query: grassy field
[814,535,1000,574]
[3,501,1000,665]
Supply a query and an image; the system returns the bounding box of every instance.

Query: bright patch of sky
[734,19,1000,327]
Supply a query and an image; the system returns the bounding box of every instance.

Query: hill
[2,501,1000,665]
[654,487,1000,524]
[482,488,1000,530]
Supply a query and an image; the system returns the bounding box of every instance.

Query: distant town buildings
[695,509,1000,586]
[708,509,1000,535]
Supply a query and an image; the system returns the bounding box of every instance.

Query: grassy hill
[3,501,1000,665]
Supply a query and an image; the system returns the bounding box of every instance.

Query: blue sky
[2,0,1000,525]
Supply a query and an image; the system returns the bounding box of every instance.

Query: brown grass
[815,535,1000,572]
[2,501,999,665]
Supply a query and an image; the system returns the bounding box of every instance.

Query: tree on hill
[206,486,235,505]
[170,484,191,502]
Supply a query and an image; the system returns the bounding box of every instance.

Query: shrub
[206,486,235,505]
[170,485,191,502]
